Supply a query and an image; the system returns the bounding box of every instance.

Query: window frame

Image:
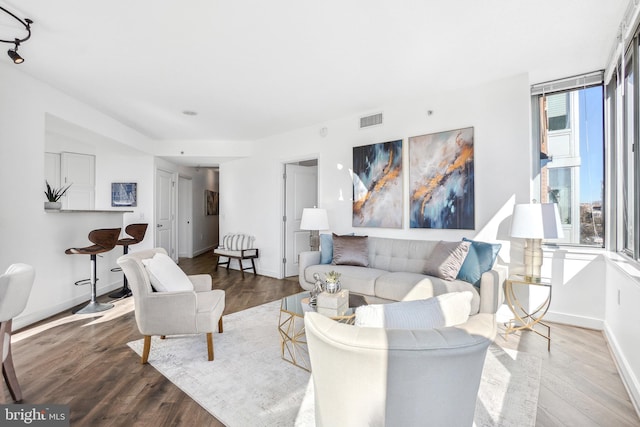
[531,72,606,248]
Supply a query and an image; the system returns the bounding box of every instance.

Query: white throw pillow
[141,253,193,292]
[355,291,472,329]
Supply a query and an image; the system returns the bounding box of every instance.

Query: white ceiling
[0,1,629,142]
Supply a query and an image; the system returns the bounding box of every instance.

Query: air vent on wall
[359,112,383,129]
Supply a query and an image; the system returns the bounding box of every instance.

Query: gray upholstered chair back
[305,312,491,427]
[117,248,164,297]
[117,248,173,335]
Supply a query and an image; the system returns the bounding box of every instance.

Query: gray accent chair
[117,248,225,364]
[0,263,35,402]
[304,312,495,427]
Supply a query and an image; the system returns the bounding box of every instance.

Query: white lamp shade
[300,208,329,231]
[510,203,564,239]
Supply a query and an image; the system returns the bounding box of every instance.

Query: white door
[178,176,193,258]
[156,169,176,260]
[61,152,95,209]
[284,163,318,277]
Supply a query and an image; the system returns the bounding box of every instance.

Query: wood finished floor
[4,251,639,427]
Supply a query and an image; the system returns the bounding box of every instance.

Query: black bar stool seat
[66,228,121,314]
[109,223,148,299]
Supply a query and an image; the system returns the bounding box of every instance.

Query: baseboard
[13,280,124,331]
[544,310,604,330]
[603,323,640,419]
[193,245,215,257]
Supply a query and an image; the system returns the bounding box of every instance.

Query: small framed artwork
[205,190,219,215]
[111,182,137,207]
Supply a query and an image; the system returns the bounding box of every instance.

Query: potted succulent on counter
[44,180,71,210]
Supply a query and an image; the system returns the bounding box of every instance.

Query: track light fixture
[7,40,24,64]
[0,6,33,64]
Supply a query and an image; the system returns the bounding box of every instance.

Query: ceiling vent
[359,112,383,129]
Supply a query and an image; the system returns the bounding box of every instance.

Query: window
[623,57,635,254]
[547,93,571,131]
[532,73,605,246]
[606,29,640,260]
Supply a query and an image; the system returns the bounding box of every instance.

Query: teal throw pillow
[320,234,333,264]
[456,238,502,287]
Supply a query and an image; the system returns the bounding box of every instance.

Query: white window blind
[531,71,604,96]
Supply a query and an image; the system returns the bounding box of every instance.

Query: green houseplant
[44,180,71,210]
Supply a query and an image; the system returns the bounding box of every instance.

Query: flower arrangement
[324,270,341,283]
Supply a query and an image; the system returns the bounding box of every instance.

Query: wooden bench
[213,234,259,279]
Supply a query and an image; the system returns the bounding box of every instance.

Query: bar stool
[65,228,121,314]
[109,223,148,299]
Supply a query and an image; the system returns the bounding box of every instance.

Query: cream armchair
[304,312,495,427]
[117,248,225,364]
[0,263,35,402]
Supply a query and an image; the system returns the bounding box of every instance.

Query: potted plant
[324,270,342,294]
[44,180,71,210]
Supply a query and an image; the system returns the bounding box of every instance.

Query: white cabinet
[44,152,61,189]
[61,152,95,210]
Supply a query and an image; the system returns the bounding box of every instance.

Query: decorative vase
[44,201,62,210]
[325,280,341,294]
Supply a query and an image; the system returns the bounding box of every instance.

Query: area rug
[128,300,541,427]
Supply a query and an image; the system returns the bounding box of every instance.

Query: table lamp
[300,207,329,251]
[510,203,563,280]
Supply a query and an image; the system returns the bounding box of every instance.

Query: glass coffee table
[278,291,367,371]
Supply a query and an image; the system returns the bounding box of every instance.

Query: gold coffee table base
[278,308,311,372]
[278,292,358,371]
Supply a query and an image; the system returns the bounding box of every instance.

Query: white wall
[0,63,155,329]
[538,249,607,329]
[604,256,640,414]
[219,73,531,278]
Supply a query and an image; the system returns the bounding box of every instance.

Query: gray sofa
[299,236,506,315]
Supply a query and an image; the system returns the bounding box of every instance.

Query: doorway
[155,168,176,260]
[282,159,318,277]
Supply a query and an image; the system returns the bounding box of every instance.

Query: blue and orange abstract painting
[352,140,403,228]
[409,127,474,229]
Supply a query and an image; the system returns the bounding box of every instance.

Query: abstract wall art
[409,127,475,229]
[352,139,403,228]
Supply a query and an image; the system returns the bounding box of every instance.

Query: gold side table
[504,274,552,351]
